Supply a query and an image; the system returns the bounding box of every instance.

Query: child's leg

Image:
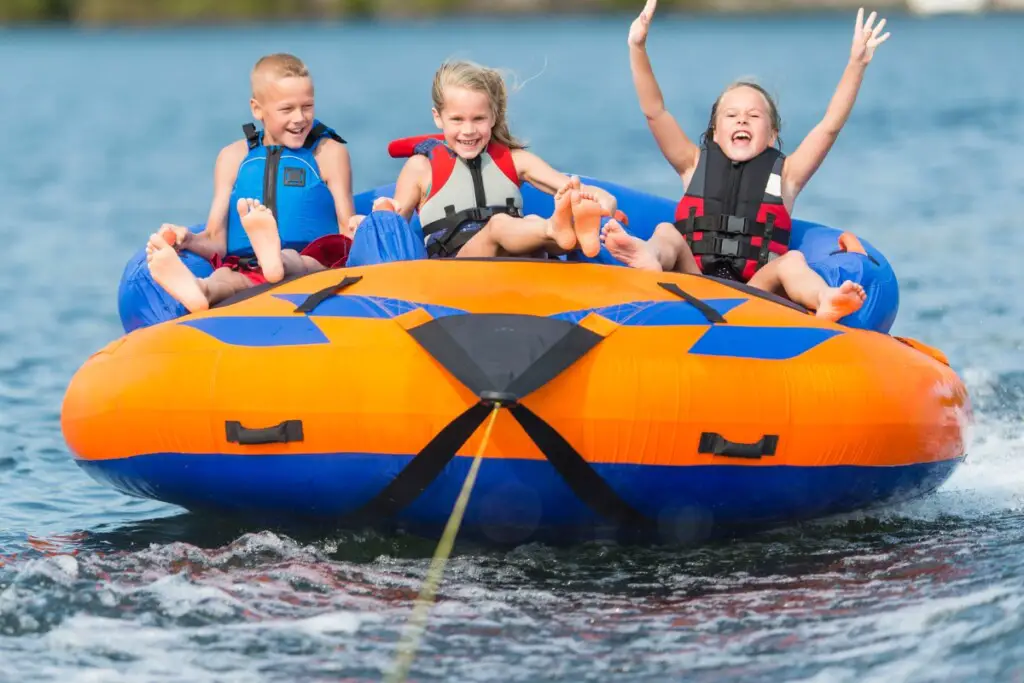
[456,187,577,258]
[280,250,326,276]
[237,198,284,283]
[746,251,866,321]
[147,234,252,313]
[601,220,702,274]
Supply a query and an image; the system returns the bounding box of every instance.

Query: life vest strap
[674,213,789,246]
[303,121,347,147]
[424,200,522,258]
[239,121,347,152]
[688,236,765,261]
[242,123,261,150]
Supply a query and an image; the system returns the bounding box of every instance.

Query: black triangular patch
[406,313,604,400]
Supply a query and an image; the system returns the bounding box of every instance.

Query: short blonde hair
[251,53,310,98]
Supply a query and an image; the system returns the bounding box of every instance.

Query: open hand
[850,8,891,65]
[628,0,658,48]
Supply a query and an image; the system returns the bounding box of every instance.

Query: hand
[628,0,658,48]
[345,215,365,237]
[850,8,890,66]
[158,223,191,249]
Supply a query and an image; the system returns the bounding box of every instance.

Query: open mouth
[732,131,752,144]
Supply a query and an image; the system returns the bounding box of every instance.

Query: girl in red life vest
[372,59,619,259]
[602,1,890,322]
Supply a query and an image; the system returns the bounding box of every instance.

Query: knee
[776,250,806,269]
[653,222,685,245]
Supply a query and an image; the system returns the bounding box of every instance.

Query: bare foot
[545,183,577,251]
[815,280,866,321]
[571,189,606,258]
[600,219,663,271]
[146,232,209,313]
[237,198,284,283]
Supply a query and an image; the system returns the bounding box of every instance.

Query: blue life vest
[226,120,346,257]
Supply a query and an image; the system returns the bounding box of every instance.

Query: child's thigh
[209,267,255,292]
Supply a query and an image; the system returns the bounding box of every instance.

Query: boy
[147,53,355,312]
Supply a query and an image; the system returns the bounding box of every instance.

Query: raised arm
[782,8,890,200]
[628,0,700,178]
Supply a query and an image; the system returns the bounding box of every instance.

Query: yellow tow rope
[385,402,502,683]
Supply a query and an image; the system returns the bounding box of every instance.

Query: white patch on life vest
[765,172,783,198]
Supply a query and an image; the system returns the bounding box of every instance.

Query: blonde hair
[251,53,310,98]
[431,60,526,150]
[702,80,784,151]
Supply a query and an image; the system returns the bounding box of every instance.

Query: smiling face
[711,85,778,162]
[432,85,495,160]
[251,75,316,149]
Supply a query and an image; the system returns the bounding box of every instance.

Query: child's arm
[173,141,247,260]
[513,150,618,214]
[316,140,356,233]
[782,9,890,200]
[392,156,431,221]
[628,0,699,178]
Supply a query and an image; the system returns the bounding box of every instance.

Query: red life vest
[388,134,522,257]
[674,141,791,282]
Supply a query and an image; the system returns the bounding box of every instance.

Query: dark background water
[2,14,1023,681]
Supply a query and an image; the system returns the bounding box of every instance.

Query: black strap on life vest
[240,122,347,151]
[242,123,261,150]
[677,212,788,245]
[424,199,522,258]
[676,208,785,267]
[303,121,346,147]
[337,310,657,538]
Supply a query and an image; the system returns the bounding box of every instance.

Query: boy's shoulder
[313,136,348,158]
[217,139,249,164]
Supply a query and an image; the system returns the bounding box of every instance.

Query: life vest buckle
[724,215,748,235]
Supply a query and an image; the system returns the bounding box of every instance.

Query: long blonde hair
[431,60,526,150]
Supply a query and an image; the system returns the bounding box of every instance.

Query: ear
[250,97,263,123]
[431,107,443,130]
[769,130,779,148]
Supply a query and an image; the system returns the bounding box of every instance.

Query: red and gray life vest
[674,140,791,282]
[388,134,523,257]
